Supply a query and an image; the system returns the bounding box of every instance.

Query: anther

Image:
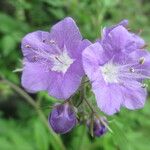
[49,40,55,44]
[141,83,148,88]
[129,67,135,73]
[127,27,131,31]
[139,57,145,65]
[140,44,148,49]
[25,45,31,48]
[32,56,37,61]
[55,56,63,64]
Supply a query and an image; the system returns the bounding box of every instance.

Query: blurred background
[0,0,150,150]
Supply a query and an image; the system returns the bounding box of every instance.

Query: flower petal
[48,60,84,100]
[61,60,83,99]
[92,81,124,115]
[75,39,91,59]
[47,74,64,99]
[102,19,129,39]
[122,83,147,109]
[21,31,56,62]
[49,17,82,58]
[82,42,110,82]
[103,25,132,53]
[21,62,53,92]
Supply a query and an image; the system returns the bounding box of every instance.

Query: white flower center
[100,63,119,83]
[50,49,74,74]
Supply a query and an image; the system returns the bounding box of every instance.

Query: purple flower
[48,103,77,134]
[21,17,91,99]
[82,21,150,115]
[87,117,107,137]
[101,20,145,52]
[93,117,107,137]
[101,19,129,40]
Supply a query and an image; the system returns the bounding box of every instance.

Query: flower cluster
[21,17,150,136]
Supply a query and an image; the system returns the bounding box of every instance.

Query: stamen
[49,40,56,44]
[55,56,63,64]
[139,57,145,65]
[127,27,131,31]
[25,45,31,48]
[140,44,148,49]
[141,83,148,88]
[129,67,135,73]
[42,39,46,43]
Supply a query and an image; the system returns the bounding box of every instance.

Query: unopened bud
[48,103,77,134]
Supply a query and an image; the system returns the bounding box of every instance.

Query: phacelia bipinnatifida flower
[82,20,150,115]
[21,17,90,100]
[20,18,150,136]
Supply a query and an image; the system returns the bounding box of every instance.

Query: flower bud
[48,103,77,134]
[87,116,108,137]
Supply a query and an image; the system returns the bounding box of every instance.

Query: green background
[0,0,150,150]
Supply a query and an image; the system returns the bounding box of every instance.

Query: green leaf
[34,120,49,150]
[1,35,17,56]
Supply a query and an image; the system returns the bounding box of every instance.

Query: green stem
[84,98,95,113]
[0,78,66,150]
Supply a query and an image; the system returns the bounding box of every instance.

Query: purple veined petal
[82,42,111,82]
[60,60,84,99]
[48,60,83,100]
[122,81,147,109]
[21,61,56,93]
[125,33,145,52]
[110,51,136,67]
[49,17,82,58]
[102,19,129,39]
[75,39,91,59]
[92,80,124,115]
[47,74,64,99]
[131,33,145,49]
[21,31,58,62]
[103,25,132,53]
[100,20,146,54]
